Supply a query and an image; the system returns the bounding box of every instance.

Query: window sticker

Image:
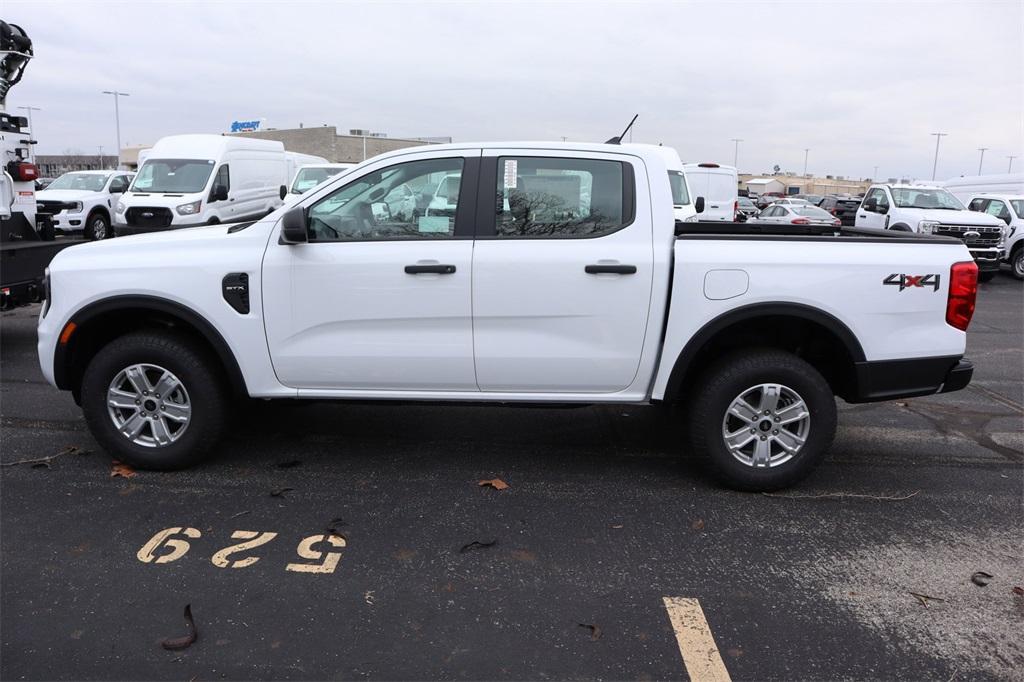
[503,159,518,189]
[418,216,451,233]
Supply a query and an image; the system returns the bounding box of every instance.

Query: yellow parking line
[662,597,732,682]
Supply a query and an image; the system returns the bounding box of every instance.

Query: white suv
[36,170,134,240]
[965,194,1024,279]
[856,184,1006,281]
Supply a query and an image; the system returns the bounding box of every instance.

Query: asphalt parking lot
[1,272,1021,681]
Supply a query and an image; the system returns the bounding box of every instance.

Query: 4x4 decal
[884,273,941,291]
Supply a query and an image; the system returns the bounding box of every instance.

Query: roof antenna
[605,114,638,145]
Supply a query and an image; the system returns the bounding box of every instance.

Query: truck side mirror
[279,185,287,201]
[863,197,877,212]
[213,185,229,202]
[279,206,308,244]
[695,196,705,213]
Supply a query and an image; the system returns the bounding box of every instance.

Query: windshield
[1010,200,1024,218]
[291,167,344,194]
[668,171,691,206]
[131,159,215,193]
[794,206,835,219]
[738,197,755,208]
[891,187,964,210]
[47,173,110,192]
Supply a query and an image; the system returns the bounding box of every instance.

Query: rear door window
[493,157,633,238]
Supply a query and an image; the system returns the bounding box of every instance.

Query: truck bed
[675,221,960,244]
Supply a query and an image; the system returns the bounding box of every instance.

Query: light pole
[17,105,41,162]
[873,165,879,180]
[101,90,130,169]
[730,138,743,168]
[97,145,104,170]
[1009,156,1018,173]
[977,147,988,175]
[930,132,947,180]
[803,148,810,176]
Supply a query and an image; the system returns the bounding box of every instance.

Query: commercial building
[35,154,121,177]
[740,173,871,196]
[228,126,450,163]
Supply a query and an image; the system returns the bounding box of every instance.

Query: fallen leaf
[971,571,994,587]
[460,539,497,553]
[1012,586,1023,596]
[478,478,509,490]
[270,487,294,497]
[276,460,302,468]
[691,518,705,531]
[577,622,602,641]
[161,604,198,651]
[364,590,375,605]
[110,460,136,478]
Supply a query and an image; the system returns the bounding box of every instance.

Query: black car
[819,196,861,226]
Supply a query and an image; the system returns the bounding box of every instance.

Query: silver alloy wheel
[721,383,810,468]
[107,363,191,447]
[90,215,107,240]
[1014,249,1024,278]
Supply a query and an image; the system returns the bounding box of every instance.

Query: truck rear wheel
[80,332,228,470]
[1012,246,1024,280]
[688,349,836,491]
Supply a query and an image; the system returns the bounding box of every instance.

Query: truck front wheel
[80,332,228,470]
[688,349,837,491]
[1011,245,1024,280]
[85,211,110,240]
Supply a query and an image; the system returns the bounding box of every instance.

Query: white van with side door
[683,162,738,221]
[115,135,289,234]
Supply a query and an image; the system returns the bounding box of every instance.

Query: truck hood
[905,208,1004,226]
[36,189,99,202]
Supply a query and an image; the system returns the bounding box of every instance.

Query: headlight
[115,200,126,214]
[176,200,202,216]
[683,214,700,223]
[69,201,83,213]
[918,220,939,234]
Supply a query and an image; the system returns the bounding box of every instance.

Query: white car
[35,170,134,240]
[683,162,738,221]
[965,193,1024,279]
[750,203,841,227]
[116,135,289,234]
[39,141,978,492]
[856,184,1006,281]
[288,163,355,196]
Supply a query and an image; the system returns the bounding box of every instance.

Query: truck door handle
[405,264,456,274]
[585,264,637,275]
[858,214,866,218]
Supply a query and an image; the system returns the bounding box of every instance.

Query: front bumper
[51,211,86,232]
[849,356,973,403]
[114,219,207,235]
[969,247,1004,272]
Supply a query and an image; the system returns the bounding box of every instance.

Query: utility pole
[930,132,947,181]
[1009,156,1018,173]
[97,145,104,170]
[730,138,743,168]
[977,147,988,175]
[17,105,41,162]
[803,148,810,176]
[873,165,879,180]
[101,90,130,169]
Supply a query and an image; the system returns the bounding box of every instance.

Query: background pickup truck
[38,142,979,491]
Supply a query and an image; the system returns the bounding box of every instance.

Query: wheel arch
[889,222,913,232]
[54,295,248,401]
[663,302,866,402]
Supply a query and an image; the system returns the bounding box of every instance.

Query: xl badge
[884,273,940,291]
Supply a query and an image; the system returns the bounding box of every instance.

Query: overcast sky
[6,0,1022,180]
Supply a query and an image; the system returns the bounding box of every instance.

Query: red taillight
[8,161,39,182]
[946,261,978,331]
[791,217,811,224]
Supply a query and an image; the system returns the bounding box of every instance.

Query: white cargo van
[683,162,739,222]
[115,135,289,234]
[284,152,330,189]
[288,163,354,196]
[941,173,1023,204]
[628,145,697,222]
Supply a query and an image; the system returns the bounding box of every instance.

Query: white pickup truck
[37,142,979,491]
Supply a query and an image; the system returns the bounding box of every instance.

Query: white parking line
[662,597,731,682]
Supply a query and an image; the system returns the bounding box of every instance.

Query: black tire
[85,211,110,241]
[80,332,228,470]
[688,349,837,491]
[978,270,997,283]
[1011,246,1024,280]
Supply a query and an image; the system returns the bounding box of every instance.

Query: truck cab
[965,193,1024,279]
[856,183,1006,280]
